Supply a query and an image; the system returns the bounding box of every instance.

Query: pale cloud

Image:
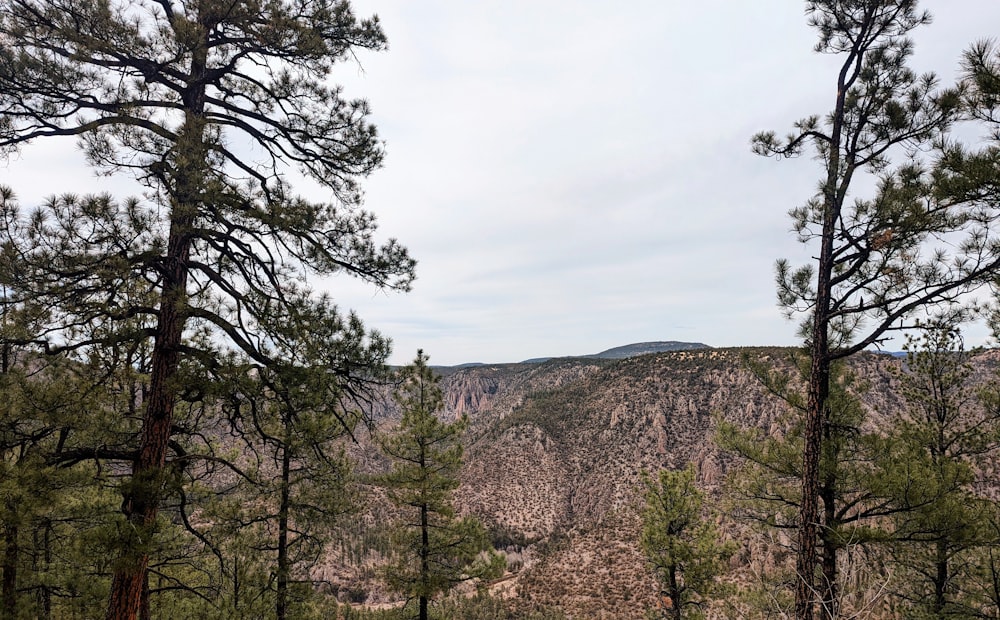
[4,2,999,365]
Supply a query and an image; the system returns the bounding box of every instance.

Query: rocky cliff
[342,346,1000,618]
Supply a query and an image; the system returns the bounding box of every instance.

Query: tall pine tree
[0,3,415,619]
[378,352,504,620]
[753,3,1000,617]
[883,323,1000,617]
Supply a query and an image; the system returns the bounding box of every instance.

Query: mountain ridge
[340,346,997,617]
[341,347,806,615]
[516,340,711,365]
[431,341,711,369]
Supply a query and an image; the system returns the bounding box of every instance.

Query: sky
[4,2,1000,366]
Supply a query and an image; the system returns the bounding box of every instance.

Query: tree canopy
[753,3,1000,617]
[0,2,414,618]
[378,352,504,620]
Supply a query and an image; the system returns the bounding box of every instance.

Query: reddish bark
[105,224,191,620]
[104,21,208,615]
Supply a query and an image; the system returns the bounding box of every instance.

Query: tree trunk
[667,565,682,620]
[819,536,839,620]
[32,521,52,620]
[0,338,12,620]
[277,438,292,620]
[106,307,181,620]
[797,30,850,614]
[933,538,948,616]
[819,424,839,620]
[989,549,1000,616]
[105,214,192,620]
[140,574,150,620]
[103,10,210,618]
[2,523,16,620]
[419,499,429,620]
[233,556,241,614]
[797,319,830,620]
[419,435,430,620]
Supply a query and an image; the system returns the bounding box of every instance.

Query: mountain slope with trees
[434,346,1000,619]
[290,346,958,617]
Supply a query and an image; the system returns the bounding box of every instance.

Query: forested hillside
[334,345,1000,618]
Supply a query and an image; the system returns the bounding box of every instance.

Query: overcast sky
[5,2,1000,366]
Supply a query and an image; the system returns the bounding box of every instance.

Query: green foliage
[0,303,137,620]
[751,3,1000,615]
[719,355,911,617]
[722,330,1000,619]
[640,464,733,620]
[178,304,381,620]
[0,1,415,616]
[880,323,1000,618]
[378,352,504,619]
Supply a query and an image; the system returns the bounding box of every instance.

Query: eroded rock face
[454,350,799,534]
[428,350,799,617]
[344,348,1000,618]
[445,373,500,417]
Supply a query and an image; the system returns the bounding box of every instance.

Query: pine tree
[882,323,1000,618]
[0,299,128,620]
[640,464,733,620]
[0,3,415,619]
[378,352,504,620]
[718,357,904,618]
[752,3,1000,617]
[207,297,383,620]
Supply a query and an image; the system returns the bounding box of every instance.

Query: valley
[334,345,990,618]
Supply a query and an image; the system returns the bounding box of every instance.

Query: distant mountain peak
[520,340,710,364]
[589,341,711,359]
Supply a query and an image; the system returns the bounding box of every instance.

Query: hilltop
[515,340,711,364]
